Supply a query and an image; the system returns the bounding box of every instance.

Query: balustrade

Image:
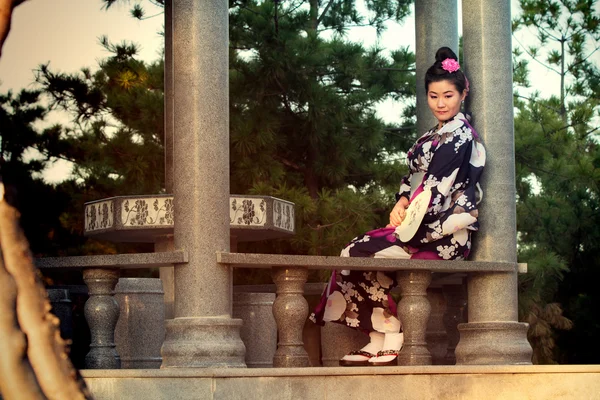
[271,267,310,368]
[83,268,120,369]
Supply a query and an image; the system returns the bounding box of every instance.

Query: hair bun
[435,47,458,63]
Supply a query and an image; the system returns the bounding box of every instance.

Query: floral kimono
[310,112,486,333]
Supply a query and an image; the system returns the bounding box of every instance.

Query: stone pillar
[155,235,175,320]
[83,268,120,369]
[272,267,310,368]
[456,0,532,365]
[396,271,432,366]
[233,292,277,368]
[161,0,246,368]
[114,278,165,369]
[426,288,447,365]
[160,0,175,321]
[415,0,459,134]
[164,0,174,194]
[442,284,467,365]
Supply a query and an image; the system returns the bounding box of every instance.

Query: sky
[0,0,576,183]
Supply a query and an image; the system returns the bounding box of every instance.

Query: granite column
[415,0,459,134]
[158,0,176,322]
[160,0,246,368]
[455,0,532,365]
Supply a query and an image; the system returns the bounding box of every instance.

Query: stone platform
[83,365,600,399]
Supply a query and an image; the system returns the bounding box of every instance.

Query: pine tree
[40,0,418,262]
[513,0,600,363]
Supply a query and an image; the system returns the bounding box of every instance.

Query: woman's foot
[339,332,384,366]
[368,332,403,366]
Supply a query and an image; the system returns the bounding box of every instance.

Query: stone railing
[39,195,297,369]
[40,250,527,369]
[37,251,187,369]
[217,252,528,367]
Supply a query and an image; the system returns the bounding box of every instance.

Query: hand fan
[395,189,432,242]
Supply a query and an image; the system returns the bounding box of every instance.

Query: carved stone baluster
[83,268,121,369]
[443,283,468,365]
[271,267,309,368]
[396,270,432,365]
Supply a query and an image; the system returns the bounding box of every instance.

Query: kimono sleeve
[395,173,412,202]
[420,125,474,224]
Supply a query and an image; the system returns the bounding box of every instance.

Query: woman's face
[427,80,466,127]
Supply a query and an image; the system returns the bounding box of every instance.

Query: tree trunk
[560,37,566,121]
[0,183,91,400]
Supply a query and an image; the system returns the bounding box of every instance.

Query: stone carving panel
[273,199,295,232]
[230,197,267,227]
[85,200,114,232]
[121,197,174,227]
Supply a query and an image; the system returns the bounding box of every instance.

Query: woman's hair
[425,47,468,93]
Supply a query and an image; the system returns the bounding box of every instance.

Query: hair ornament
[441,58,460,73]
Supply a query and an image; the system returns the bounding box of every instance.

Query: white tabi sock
[341,331,384,361]
[368,332,404,363]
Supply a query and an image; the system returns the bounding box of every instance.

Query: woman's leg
[310,228,409,365]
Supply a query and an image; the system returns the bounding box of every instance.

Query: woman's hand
[388,197,409,227]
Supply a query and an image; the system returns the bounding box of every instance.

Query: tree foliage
[513,0,600,363]
[38,0,418,263]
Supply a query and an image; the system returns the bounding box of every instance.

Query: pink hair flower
[441,58,460,73]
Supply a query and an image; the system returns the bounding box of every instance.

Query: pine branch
[566,45,600,73]
[512,33,561,76]
[317,0,336,27]
[274,155,302,171]
[514,94,562,114]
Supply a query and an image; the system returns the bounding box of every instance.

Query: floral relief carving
[121,197,175,227]
[230,198,266,226]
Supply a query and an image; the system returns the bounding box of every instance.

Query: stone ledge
[36,251,188,270]
[82,365,600,400]
[218,252,519,273]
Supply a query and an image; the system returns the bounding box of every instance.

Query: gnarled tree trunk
[0,185,91,400]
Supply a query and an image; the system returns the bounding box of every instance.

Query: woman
[310,47,486,366]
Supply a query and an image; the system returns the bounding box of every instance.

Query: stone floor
[83,365,600,400]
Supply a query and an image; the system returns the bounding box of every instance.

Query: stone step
[82,365,600,400]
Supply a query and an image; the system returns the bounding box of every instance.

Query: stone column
[396,271,432,366]
[164,0,174,194]
[272,267,310,368]
[415,0,459,135]
[233,292,277,368]
[83,268,120,369]
[114,278,165,369]
[156,235,175,320]
[159,0,175,322]
[161,0,246,368]
[442,284,467,365]
[426,288,447,365]
[456,0,532,365]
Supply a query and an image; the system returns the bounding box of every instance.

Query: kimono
[310,112,486,333]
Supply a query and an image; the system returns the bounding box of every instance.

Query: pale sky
[0,0,573,183]
[0,0,164,92]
